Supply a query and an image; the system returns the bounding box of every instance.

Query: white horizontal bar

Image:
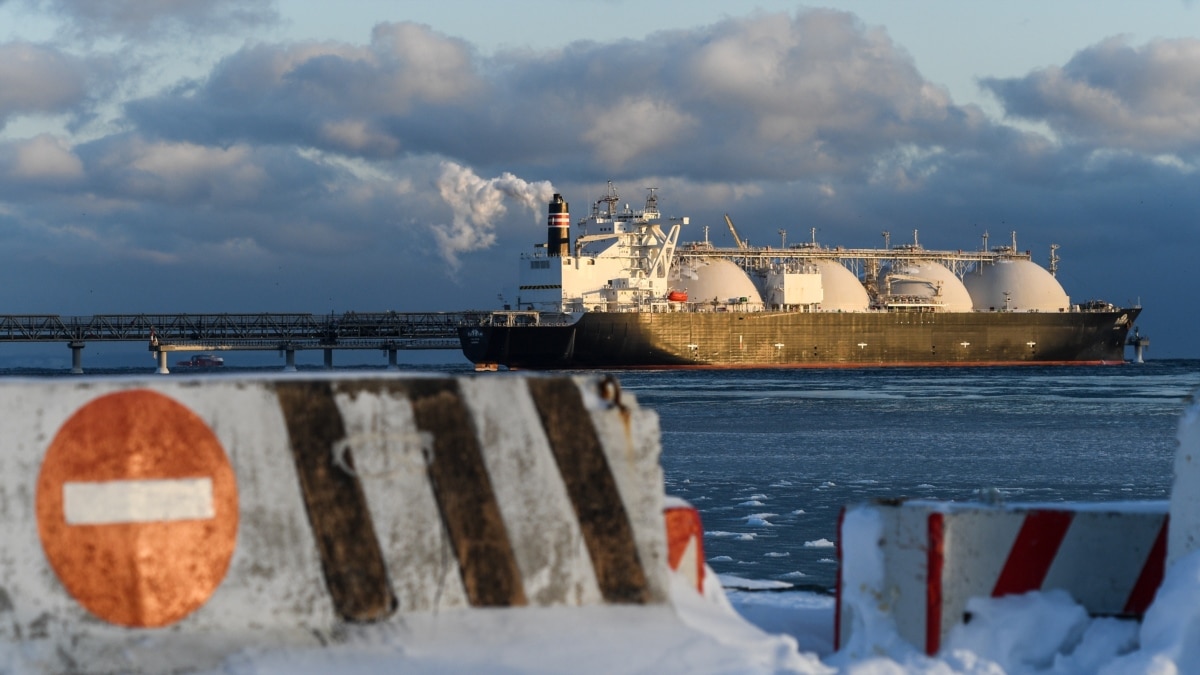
[63,478,215,525]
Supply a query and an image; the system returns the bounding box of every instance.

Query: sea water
[5,359,1193,594]
[618,361,1196,592]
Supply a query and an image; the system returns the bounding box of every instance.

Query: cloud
[0,42,91,125]
[121,11,983,182]
[26,0,277,41]
[982,37,1200,155]
[4,134,84,182]
[59,135,271,206]
[432,162,554,268]
[0,131,429,267]
[125,23,484,157]
[582,97,696,169]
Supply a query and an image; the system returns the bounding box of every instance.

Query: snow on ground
[7,503,1195,672]
[176,550,1200,674]
[193,574,829,675]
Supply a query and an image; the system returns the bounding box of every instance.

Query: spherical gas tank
[964,259,1070,311]
[882,262,973,311]
[814,260,870,311]
[676,258,764,305]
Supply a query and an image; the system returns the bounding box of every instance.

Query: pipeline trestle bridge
[0,312,486,374]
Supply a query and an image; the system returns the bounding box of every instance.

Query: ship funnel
[547,193,569,257]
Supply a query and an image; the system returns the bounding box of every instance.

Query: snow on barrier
[0,373,669,672]
[835,499,1168,656]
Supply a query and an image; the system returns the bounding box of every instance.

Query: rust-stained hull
[459,308,1140,370]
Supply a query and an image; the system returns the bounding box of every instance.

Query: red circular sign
[36,389,238,628]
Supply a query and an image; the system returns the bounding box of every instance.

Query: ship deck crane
[723,214,748,250]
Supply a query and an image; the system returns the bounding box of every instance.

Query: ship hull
[459,308,1140,369]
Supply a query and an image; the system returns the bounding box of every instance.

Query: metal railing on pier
[0,312,490,373]
[0,312,486,347]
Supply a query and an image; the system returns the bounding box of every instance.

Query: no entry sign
[36,389,239,628]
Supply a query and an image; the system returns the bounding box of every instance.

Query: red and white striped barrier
[0,373,669,672]
[664,496,706,593]
[836,500,1168,655]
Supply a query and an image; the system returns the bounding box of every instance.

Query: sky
[1,1,1199,357]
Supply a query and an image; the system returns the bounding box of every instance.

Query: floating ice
[707,530,758,541]
[742,513,779,527]
[719,574,793,591]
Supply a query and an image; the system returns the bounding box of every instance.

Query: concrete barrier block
[0,373,667,672]
[1170,397,1200,567]
[836,499,1168,655]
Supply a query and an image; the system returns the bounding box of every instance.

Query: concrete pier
[68,341,85,375]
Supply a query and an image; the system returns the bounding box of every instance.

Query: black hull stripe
[275,381,397,622]
[526,378,649,604]
[401,379,528,607]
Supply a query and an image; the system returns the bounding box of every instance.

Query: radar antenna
[644,187,659,214]
[596,181,619,217]
[1049,244,1060,277]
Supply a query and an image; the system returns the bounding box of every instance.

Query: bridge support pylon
[283,348,297,372]
[155,350,170,375]
[67,341,85,375]
[386,347,398,370]
[323,348,333,370]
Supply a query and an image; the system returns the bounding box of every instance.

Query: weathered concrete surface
[0,372,667,672]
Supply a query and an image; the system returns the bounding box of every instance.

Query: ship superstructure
[517,186,683,314]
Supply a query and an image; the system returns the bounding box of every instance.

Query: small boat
[667,290,689,302]
[176,354,225,368]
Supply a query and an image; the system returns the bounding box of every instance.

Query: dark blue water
[7,360,1192,593]
[618,361,1195,592]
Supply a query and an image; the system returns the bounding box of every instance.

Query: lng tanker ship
[458,185,1140,370]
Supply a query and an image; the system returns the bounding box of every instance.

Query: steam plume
[433,162,554,269]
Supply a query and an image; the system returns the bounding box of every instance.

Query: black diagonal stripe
[400,379,527,607]
[526,378,649,604]
[275,381,396,622]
